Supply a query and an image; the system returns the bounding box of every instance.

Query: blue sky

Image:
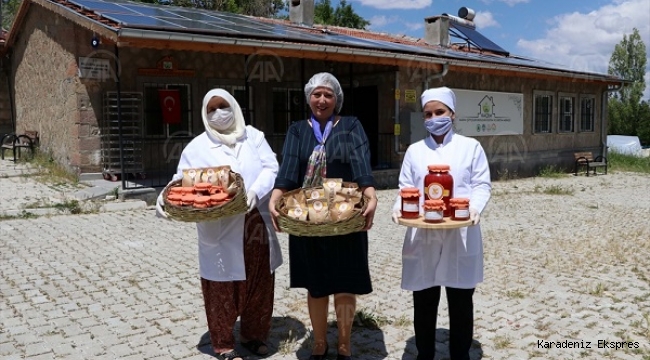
[342,0,650,100]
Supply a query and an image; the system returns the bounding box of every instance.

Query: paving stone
[2,161,650,359]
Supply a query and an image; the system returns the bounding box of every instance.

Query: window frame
[579,95,596,132]
[272,87,305,135]
[141,81,194,138]
[558,93,575,133]
[533,90,555,134]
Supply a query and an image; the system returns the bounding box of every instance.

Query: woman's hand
[361,187,378,231]
[268,188,285,232]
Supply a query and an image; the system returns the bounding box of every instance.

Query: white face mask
[207,107,234,130]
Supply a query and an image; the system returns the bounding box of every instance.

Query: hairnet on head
[421,86,456,113]
[304,72,344,114]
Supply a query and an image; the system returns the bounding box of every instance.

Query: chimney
[424,16,450,47]
[289,0,315,27]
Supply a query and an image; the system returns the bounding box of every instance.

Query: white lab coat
[172,126,282,282]
[393,130,491,291]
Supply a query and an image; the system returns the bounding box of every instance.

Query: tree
[1,0,22,30]
[315,0,369,29]
[607,28,649,143]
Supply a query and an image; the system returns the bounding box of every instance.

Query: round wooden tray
[398,216,473,229]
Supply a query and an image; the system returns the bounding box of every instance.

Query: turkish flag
[158,89,181,124]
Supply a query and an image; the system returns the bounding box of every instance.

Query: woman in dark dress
[269,72,378,360]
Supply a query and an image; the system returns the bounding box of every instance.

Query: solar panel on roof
[120,5,186,19]
[101,13,183,29]
[449,22,509,56]
[67,0,137,15]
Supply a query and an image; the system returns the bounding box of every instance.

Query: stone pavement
[1,159,649,360]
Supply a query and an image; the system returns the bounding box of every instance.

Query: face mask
[207,108,234,130]
[424,116,452,136]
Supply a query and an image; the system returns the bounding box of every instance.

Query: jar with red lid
[424,164,454,217]
[423,199,445,223]
[400,187,420,219]
[449,198,470,221]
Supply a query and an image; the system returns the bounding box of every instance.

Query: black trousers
[413,286,475,360]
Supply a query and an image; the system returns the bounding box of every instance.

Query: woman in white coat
[156,89,282,360]
[392,87,491,360]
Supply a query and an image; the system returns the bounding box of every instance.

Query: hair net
[421,86,456,113]
[304,72,344,114]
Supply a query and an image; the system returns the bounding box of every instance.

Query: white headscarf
[201,89,246,146]
[421,86,456,113]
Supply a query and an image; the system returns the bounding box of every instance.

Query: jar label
[426,183,444,199]
[455,209,470,218]
[403,202,419,212]
[424,210,443,220]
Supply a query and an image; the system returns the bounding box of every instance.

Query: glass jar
[449,198,470,221]
[400,187,421,219]
[424,164,454,217]
[423,199,445,223]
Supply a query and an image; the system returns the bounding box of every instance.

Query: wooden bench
[1,131,39,162]
[574,151,607,176]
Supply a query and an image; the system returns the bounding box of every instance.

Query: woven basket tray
[275,188,369,237]
[162,172,247,222]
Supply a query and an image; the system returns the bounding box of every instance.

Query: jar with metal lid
[449,198,470,221]
[423,199,446,223]
[400,187,421,219]
[424,164,454,217]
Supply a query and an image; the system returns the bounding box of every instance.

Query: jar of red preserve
[424,164,454,217]
[400,187,420,219]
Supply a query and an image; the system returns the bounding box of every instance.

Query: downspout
[114,44,126,191]
[394,70,400,156]
[4,53,16,133]
[601,83,623,158]
[395,63,449,155]
[423,62,449,89]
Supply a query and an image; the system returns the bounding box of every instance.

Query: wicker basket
[162,171,247,222]
[275,188,369,237]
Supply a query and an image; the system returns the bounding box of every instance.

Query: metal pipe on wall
[601,84,623,158]
[113,44,127,191]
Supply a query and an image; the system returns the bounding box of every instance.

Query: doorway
[342,85,379,168]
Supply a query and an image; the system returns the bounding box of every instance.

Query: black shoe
[336,354,352,360]
[309,343,329,360]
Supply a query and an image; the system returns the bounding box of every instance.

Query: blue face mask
[424,116,452,136]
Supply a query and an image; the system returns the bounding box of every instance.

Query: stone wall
[11,3,106,174]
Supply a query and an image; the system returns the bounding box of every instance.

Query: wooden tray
[398,216,473,229]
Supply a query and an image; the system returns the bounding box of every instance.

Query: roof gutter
[117,28,447,71]
[117,28,624,85]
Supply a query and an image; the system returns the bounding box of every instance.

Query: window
[558,95,574,133]
[272,88,305,134]
[580,96,595,132]
[533,92,553,133]
[143,83,192,137]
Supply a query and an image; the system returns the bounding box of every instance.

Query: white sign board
[78,57,112,81]
[453,89,523,136]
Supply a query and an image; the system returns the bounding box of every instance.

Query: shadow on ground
[197,316,308,358]
[402,329,483,360]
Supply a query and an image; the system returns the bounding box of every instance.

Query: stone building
[1,0,625,188]
[0,29,11,135]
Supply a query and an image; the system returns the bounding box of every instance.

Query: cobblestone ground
[1,160,649,359]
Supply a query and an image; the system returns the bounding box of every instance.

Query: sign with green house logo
[453,89,524,136]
